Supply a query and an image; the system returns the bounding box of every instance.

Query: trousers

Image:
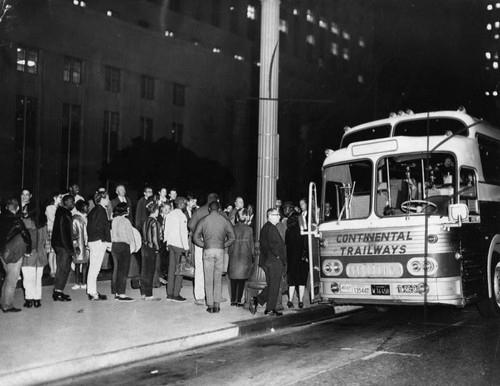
[1,257,23,309]
[54,247,72,292]
[257,259,285,311]
[167,245,183,297]
[203,248,224,307]
[87,240,108,296]
[22,266,44,300]
[111,242,131,295]
[194,244,205,301]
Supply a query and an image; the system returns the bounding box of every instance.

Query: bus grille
[346,263,404,278]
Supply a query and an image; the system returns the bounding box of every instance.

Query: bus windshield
[375,153,456,217]
[341,125,391,148]
[394,118,467,137]
[323,160,372,221]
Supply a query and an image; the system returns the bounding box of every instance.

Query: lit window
[212,47,221,53]
[73,0,86,6]
[279,19,288,33]
[494,91,499,96]
[230,6,235,11]
[331,42,338,56]
[496,21,500,28]
[342,31,350,40]
[293,9,299,16]
[358,75,364,83]
[247,5,255,20]
[494,61,499,69]
[16,46,38,74]
[319,19,327,29]
[497,3,500,8]
[486,52,492,59]
[306,35,315,45]
[488,4,493,10]
[342,48,349,60]
[165,30,174,37]
[234,55,244,61]
[107,10,113,17]
[254,61,261,67]
[486,91,490,96]
[488,23,492,30]
[306,10,314,23]
[63,57,82,84]
[331,22,339,34]
[496,34,500,39]
[359,37,365,47]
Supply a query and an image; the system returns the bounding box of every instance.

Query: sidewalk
[0,278,360,386]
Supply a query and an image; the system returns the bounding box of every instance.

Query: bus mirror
[448,203,469,223]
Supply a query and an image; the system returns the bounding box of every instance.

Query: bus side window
[459,167,477,198]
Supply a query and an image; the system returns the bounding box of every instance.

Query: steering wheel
[400,200,438,214]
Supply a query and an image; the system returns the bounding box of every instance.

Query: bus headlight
[407,257,438,276]
[322,259,343,276]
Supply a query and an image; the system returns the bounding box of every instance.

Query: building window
[247,5,256,19]
[103,111,119,163]
[319,18,328,29]
[165,30,174,37]
[104,66,121,93]
[331,42,338,56]
[358,75,364,83]
[342,48,350,60]
[106,10,119,17]
[488,4,493,10]
[279,19,288,33]
[63,56,82,84]
[486,52,492,59]
[141,75,155,100]
[140,117,153,141]
[173,83,185,106]
[359,37,365,47]
[293,8,299,16]
[15,95,38,188]
[342,31,350,40]
[306,10,314,23]
[16,46,38,74]
[171,122,183,144]
[213,47,221,53]
[73,0,86,7]
[61,103,81,190]
[488,23,493,30]
[306,35,315,45]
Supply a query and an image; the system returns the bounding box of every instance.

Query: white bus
[305,109,500,317]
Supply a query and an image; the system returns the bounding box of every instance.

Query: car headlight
[322,259,343,276]
[407,257,438,276]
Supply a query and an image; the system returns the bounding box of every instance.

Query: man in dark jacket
[51,194,75,301]
[0,198,31,312]
[188,192,219,305]
[249,208,287,316]
[193,201,235,313]
[86,189,111,301]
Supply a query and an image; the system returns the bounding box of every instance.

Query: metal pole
[256,0,280,237]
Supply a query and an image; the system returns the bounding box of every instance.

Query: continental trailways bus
[304,109,500,317]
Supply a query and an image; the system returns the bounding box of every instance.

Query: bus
[304,108,500,317]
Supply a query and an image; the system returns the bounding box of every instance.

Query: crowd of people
[0,183,312,316]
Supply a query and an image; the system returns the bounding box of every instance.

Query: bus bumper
[320,276,465,307]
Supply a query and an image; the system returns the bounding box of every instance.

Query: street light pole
[256,0,280,237]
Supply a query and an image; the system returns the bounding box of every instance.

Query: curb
[1,305,362,386]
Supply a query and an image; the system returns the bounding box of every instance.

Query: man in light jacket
[193,201,235,313]
[164,197,190,302]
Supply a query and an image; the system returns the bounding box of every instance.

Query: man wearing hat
[163,196,190,301]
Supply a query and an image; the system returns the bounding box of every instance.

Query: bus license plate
[371,284,390,296]
[352,285,370,295]
[397,284,418,294]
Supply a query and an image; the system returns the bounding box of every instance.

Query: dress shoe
[214,302,220,313]
[264,309,283,316]
[88,293,107,301]
[230,301,236,306]
[287,301,294,309]
[236,302,244,307]
[33,300,41,308]
[53,292,71,301]
[23,300,33,308]
[298,302,304,309]
[194,299,205,306]
[249,296,258,315]
[206,307,214,313]
[2,307,21,313]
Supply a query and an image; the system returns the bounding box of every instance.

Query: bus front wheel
[478,253,500,318]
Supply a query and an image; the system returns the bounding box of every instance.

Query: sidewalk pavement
[0,277,361,386]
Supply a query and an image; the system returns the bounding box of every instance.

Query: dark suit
[257,221,286,311]
[109,196,133,225]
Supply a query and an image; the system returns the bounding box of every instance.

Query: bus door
[306,182,322,303]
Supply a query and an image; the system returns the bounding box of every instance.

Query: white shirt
[163,209,189,250]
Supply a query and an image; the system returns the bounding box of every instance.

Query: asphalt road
[60,305,500,386]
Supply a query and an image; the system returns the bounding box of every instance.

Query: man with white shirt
[163,197,189,302]
[110,185,133,225]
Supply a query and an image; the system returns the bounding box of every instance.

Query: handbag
[175,253,195,278]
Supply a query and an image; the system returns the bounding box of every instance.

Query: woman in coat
[228,209,254,306]
[72,200,89,290]
[285,211,309,309]
[140,202,161,301]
